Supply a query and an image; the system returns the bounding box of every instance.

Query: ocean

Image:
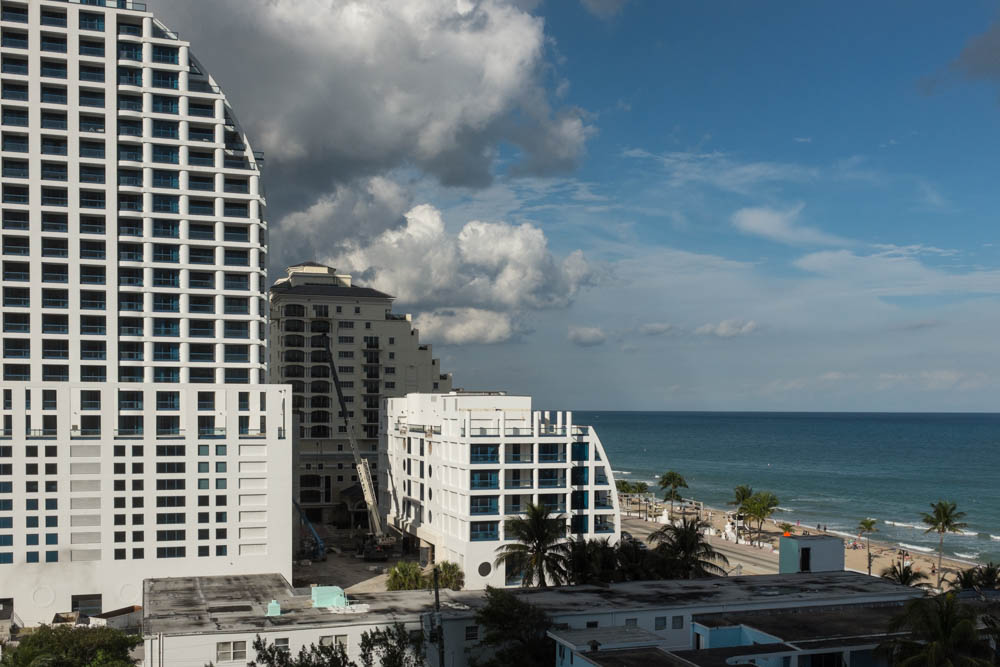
[575,411,1000,564]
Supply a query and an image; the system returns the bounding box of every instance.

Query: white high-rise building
[383,392,622,589]
[0,0,291,625]
[269,262,451,532]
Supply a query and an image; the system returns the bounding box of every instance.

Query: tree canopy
[471,587,552,667]
[0,625,140,667]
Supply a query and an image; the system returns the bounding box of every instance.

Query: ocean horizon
[571,410,1000,565]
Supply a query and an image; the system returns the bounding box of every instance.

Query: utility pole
[433,567,445,667]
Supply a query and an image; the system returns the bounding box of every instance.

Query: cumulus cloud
[638,322,675,336]
[568,326,607,346]
[155,0,591,202]
[272,177,410,270]
[324,204,601,343]
[414,308,515,345]
[731,204,846,246]
[695,320,758,338]
[580,0,628,19]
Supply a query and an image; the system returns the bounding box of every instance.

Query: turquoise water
[576,411,1000,564]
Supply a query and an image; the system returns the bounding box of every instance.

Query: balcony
[71,428,101,439]
[239,429,267,439]
[470,527,499,542]
[538,453,566,464]
[538,476,566,489]
[505,453,533,464]
[155,428,184,439]
[466,427,500,437]
[26,429,58,439]
[470,478,499,491]
[504,477,532,490]
[198,427,226,439]
[115,428,144,438]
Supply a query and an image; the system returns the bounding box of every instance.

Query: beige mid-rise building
[269,263,452,532]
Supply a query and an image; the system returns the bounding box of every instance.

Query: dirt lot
[292,544,423,593]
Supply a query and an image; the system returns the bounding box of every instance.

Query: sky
[155,0,1000,411]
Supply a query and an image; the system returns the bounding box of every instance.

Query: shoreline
[611,475,995,568]
[618,495,983,583]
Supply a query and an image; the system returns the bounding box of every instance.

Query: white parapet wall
[383,392,622,589]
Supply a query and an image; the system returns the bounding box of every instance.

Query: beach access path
[619,499,976,587]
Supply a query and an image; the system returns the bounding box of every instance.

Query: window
[672,615,684,630]
[625,618,637,629]
[152,45,179,64]
[464,626,479,641]
[151,95,178,114]
[215,641,248,663]
[274,639,289,652]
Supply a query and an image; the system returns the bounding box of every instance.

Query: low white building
[140,571,924,667]
[382,392,621,589]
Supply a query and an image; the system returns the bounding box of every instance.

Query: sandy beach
[618,495,978,588]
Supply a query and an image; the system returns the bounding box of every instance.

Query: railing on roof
[56,0,148,11]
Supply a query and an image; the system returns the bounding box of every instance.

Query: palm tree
[922,500,967,589]
[647,516,729,579]
[977,561,1000,589]
[565,538,617,585]
[881,561,930,588]
[950,562,1000,592]
[743,491,779,546]
[386,561,426,591]
[858,518,877,576]
[658,471,688,521]
[615,538,654,582]
[729,485,753,540]
[435,560,465,590]
[878,593,993,666]
[494,503,569,588]
[950,566,982,592]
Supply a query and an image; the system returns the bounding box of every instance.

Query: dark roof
[270,283,394,300]
[665,643,799,667]
[692,603,903,643]
[580,647,680,667]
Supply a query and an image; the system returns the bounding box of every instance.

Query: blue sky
[160,0,1000,411]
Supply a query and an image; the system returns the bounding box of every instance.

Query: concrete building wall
[268,263,451,530]
[1,382,293,625]
[0,0,289,626]
[384,392,622,589]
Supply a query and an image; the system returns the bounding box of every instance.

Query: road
[622,517,779,575]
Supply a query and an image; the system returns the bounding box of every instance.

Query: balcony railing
[505,454,533,464]
[504,479,533,489]
[198,427,226,438]
[470,529,499,542]
[26,429,58,439]
[538,478,566,489]
[470,479,499,490]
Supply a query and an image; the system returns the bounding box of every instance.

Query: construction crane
[320,333,394,549]
[293,500,326,561]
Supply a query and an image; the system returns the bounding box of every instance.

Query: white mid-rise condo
[383,392,621,589]
[0,0,291,624]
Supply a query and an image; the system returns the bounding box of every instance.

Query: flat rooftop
[549,626,667,650]
[143,571,918,637]
[665,643,799,667]
[693,603,905,644]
